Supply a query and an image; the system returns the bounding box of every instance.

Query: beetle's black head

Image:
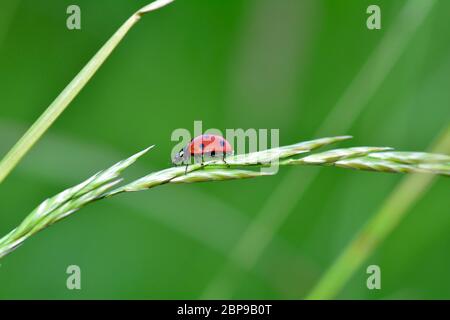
[172,148,188,165]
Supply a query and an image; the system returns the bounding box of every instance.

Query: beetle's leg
[223,153,230,167]
[182,157,189,174]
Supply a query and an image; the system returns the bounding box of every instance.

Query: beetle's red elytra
[172,134,234,166]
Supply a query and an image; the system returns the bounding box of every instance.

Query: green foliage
[0,0,449,299]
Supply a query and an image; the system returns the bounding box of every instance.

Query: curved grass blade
[0,0,174,184]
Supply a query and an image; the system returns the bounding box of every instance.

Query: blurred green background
[0,0,449,299]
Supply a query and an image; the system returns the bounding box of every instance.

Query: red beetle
[172,134,233,166]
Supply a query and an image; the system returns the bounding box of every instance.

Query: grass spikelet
[283,147,393,165]
[334,157,426,174]
[368,151,450,164]
[170,169,274,184]
[0,146,153,258]
[226,135,353,165]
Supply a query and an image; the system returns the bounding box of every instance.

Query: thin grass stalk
[0,0,175,184]
[306,125,450,299]
[0,136,448,260]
